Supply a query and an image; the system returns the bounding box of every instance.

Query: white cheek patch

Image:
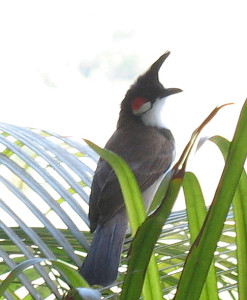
[133,101,152,115]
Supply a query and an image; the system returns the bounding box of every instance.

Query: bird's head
[118,51,182,128]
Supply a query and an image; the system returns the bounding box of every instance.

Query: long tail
[80,211,128,286]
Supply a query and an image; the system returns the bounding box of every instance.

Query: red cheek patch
[131,97,148,112]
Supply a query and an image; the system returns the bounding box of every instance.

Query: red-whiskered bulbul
[80,51,182,286]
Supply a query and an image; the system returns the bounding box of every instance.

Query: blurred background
[0,0,246,209]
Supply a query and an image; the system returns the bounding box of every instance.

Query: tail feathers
[80,212,127,286]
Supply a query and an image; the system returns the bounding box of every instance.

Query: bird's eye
[131,97,152,115]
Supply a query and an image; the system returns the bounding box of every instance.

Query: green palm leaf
[0,96,244,300]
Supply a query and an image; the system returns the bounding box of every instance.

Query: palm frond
[0,122,239,299]
[0,123,93,299]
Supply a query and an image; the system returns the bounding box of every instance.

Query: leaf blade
[183,172,218,300]
[210,135,247,299]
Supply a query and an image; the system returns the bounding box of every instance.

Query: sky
[0,0,247,208]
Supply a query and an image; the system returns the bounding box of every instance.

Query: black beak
[165,87,183,96]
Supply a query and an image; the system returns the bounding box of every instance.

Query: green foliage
[183,172,219,300]
[210,135,247,299]
[175,99,247,300]
[0,100,247,299]
[0,259,89,299]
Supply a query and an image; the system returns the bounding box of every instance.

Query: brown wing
[89,124,175,232]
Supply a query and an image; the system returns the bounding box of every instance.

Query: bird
[80,51,182,286]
